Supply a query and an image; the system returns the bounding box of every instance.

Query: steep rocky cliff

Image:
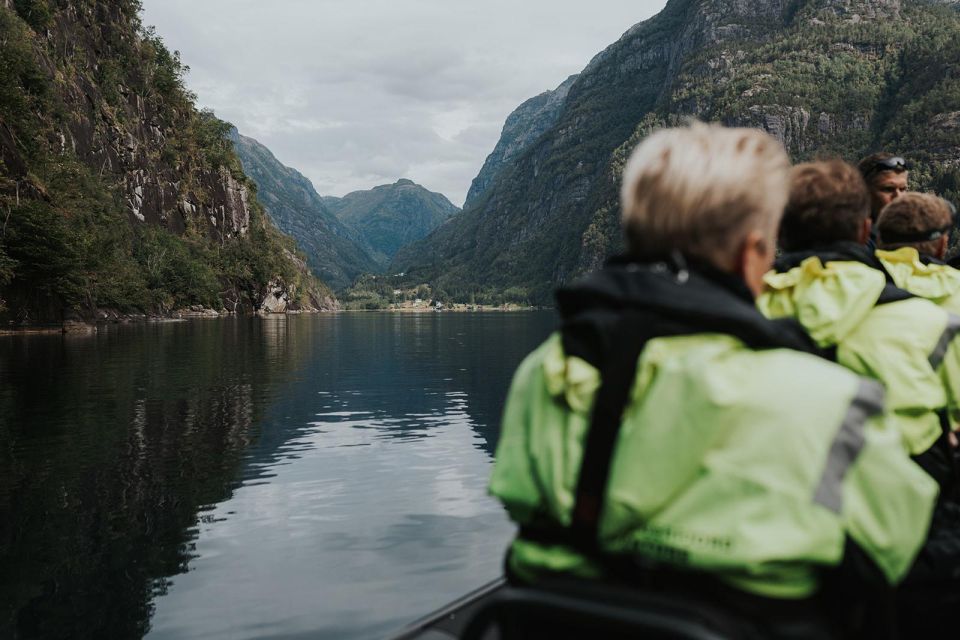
[325,179,459,267]
[463,75,577,210]
[395,0,960,304]
[0,0,334,322]
[229,130,379,290]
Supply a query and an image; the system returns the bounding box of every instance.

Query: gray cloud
[141,0,667,206]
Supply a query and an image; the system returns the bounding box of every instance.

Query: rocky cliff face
[325,179,459,267]
[230,130,378,290]
[6,2,250,241]
[395,0,960,304]
[0,1,334,321]
[464,75,577,210]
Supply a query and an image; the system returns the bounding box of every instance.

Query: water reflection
[0,312,555,639]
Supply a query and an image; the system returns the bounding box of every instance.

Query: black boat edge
[388,578,506,640]
[385,576,760,640]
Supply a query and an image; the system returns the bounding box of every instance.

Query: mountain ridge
[229,129,380,290]
[394,0,960,304]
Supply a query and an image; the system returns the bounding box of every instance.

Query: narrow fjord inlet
[5,0,960,637]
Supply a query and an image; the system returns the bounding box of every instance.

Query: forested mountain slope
[394,0,960,305]
[324,179,459,267]
[0,0,333,323]
[229,130,379,290]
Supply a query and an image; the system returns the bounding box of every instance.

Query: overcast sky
[140,1,667,206]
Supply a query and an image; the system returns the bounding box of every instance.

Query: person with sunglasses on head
[875,193,960,313]
[875,193,960,443]
[759,163,960,638]
[857,153,909,251]
[488,125,935,639]
[761,161,960,487]
[858,153,910,221]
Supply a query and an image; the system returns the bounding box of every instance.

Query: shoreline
[1,305,550,335]
[341,304,543,313]
[0,307,328,336]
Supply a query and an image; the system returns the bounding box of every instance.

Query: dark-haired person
[858,153,909,222]
[761,161,960,487]
[759,162,960,638]
[489,125,935,639]
[876,193,960,312]
[858,153,909,251]
[875,192,960,437]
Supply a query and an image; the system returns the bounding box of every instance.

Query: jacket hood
[762,242,891,346]
[878,247,960,304]
[555,254,818,369]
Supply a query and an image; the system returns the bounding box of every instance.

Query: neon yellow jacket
[491,261,935,600]
[876,247,960,430]
[877,247,960,315]
[760,249,960,454]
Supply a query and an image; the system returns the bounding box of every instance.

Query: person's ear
[738,229,772,298]
[938,234,949,260]
[859,217,873,245]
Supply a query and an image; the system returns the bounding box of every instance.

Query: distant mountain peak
[325,180,459,266]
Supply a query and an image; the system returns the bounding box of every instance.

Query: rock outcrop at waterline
[0,1,336,324]
[394,0,960,305]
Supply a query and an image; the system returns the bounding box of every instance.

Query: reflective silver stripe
[929,313,960,370]
[813,379,884,514]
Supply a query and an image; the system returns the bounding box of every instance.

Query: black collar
[555,254,820,367]
[775,241,895,282]
[775,242,914,306]
[918,253,947,266]
[604,252,756,305]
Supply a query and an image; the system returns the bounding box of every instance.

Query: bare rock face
[817,0,901,21]
[464,75,578,209]
[736,105,871,154]
[44,2,252,243]
[259,280,289,314]
[208,168,251,239]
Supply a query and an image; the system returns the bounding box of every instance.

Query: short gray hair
[620,122,790,267]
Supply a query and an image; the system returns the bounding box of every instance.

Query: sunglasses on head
[878,200,958,244]
[864,156,909,178]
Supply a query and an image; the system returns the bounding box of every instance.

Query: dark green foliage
[4,200,84,303]
[0,9,49,159]
[133,227,219,310]
[2,157,148,314]
[194,111,239,175]
[342,272,535,309]
[13,0,51,31]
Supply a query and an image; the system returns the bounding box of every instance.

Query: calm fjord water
[0,312,555,640]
